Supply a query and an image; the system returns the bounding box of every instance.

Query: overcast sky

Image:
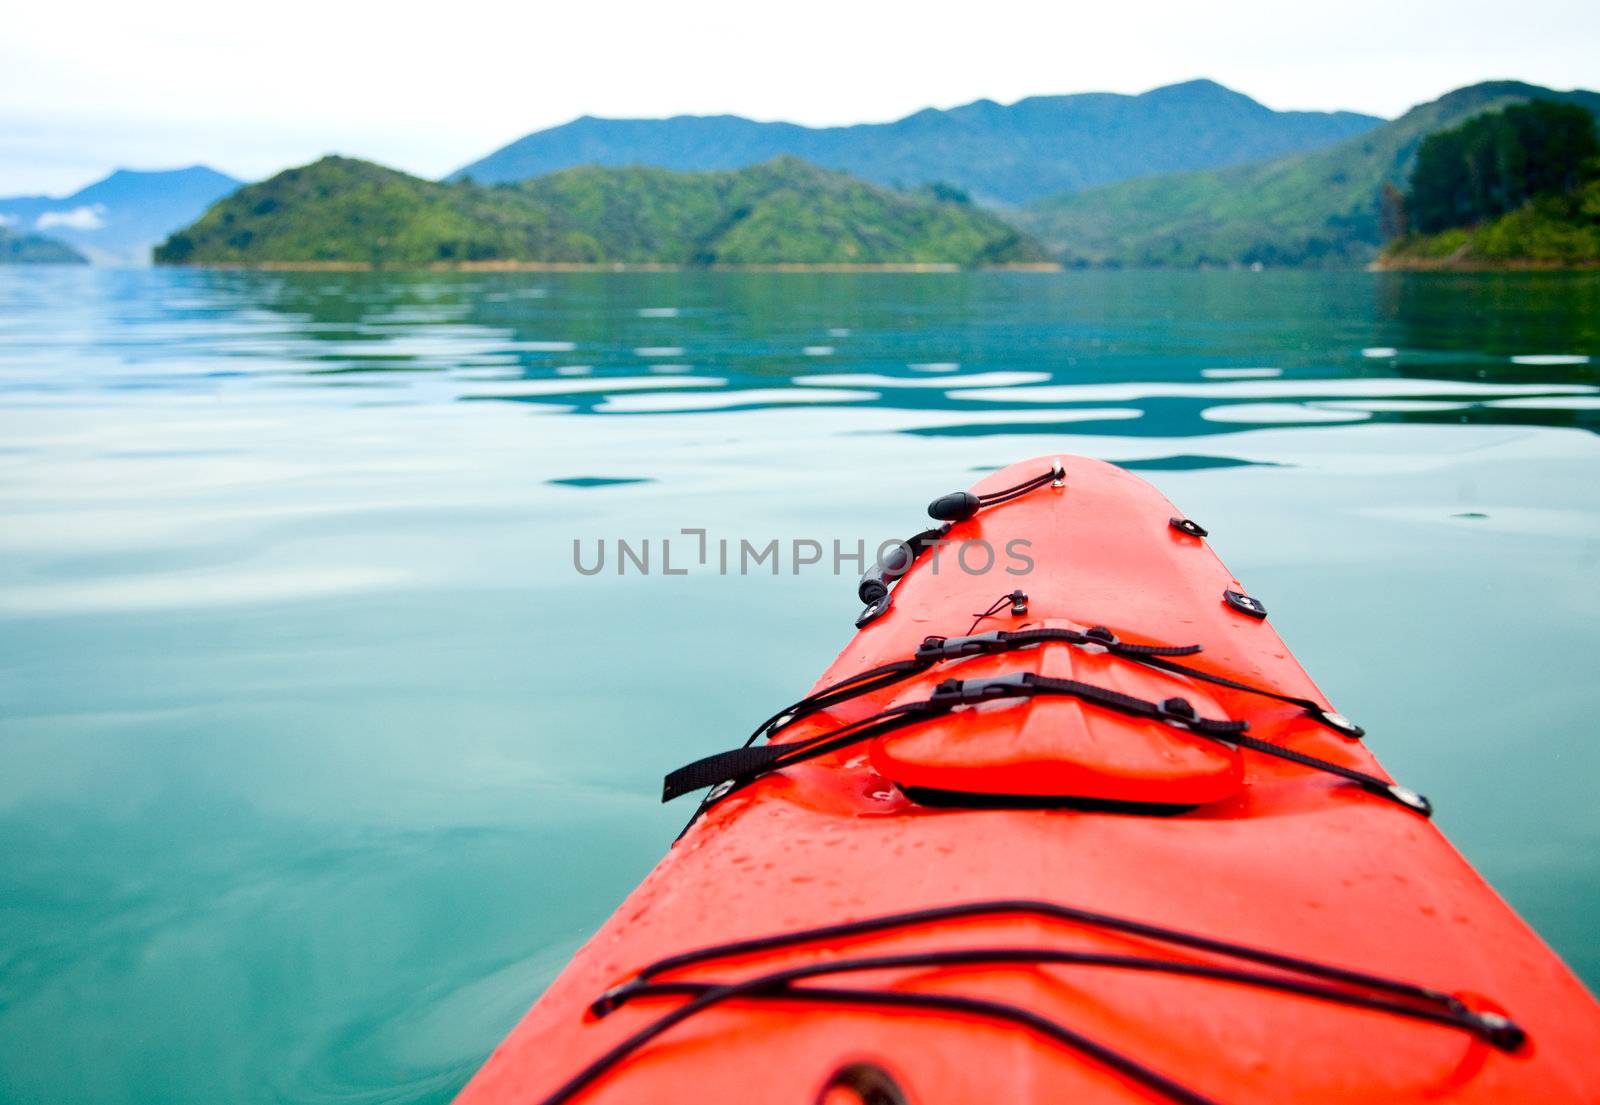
[3,0,1596,195]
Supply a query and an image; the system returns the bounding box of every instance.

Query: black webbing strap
[664,702,942,802]
[749,623,1358,751]
[928,628,1362,738]
[745,625,1196,749]
[741,657,932,749]
[673,624,1212,841]
[961,673,1248,737]
[924,625,1202,661]
[665,672,1429,816]
[663,673,1242,804]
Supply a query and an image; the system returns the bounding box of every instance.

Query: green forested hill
[155,156,1050,267]
[1017,81,1600,267]
[1378,178,1600,269]
[1378,102,1600,269]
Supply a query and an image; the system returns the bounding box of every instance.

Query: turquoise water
[1,267,1597,1104]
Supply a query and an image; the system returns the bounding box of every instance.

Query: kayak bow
[457,455,1600,1105]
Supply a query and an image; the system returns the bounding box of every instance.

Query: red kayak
[457,455,1600,1105]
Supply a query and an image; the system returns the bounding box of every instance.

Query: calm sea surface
[2,267,1597,1104]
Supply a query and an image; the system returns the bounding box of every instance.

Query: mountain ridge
[0,166,241,264]
[451,81,1382,205]
[1016,80,1600,268]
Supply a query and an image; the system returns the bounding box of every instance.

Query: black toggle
[927,490,981,522]
[1169,517,1209,538]
[855,524,949,627]
[855,465,1058,626]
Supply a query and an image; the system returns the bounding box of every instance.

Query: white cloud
[0,213,15,227]
[36,204,106,231]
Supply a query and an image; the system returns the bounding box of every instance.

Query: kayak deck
[456,456,1600,1105]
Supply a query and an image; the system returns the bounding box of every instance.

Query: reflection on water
[3,269,1593,442]
[0,267,1597,1105]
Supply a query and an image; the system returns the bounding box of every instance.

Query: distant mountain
[155,155,1051,268]
[1018,81,1600,268]
[450,80,1382,205]
[0,166,241,264]
[0,225,88,263]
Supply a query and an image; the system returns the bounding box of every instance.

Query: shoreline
[165,260,1065,274]
[1368,256,1600,272]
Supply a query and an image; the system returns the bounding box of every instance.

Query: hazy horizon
[12,76,1387,198]
[5,0,1598,194]
[7,74,1593,199]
